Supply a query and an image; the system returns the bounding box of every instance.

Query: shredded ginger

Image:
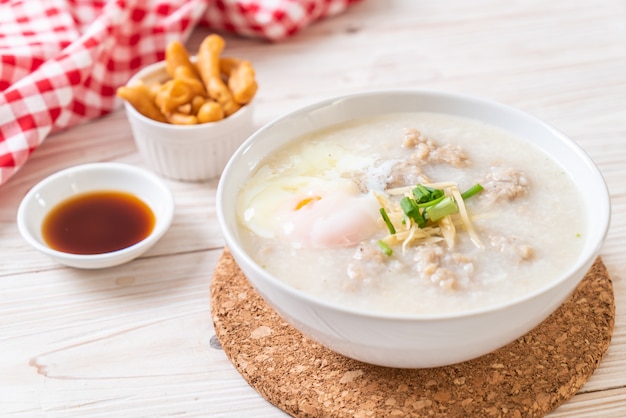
[375,180,483,256]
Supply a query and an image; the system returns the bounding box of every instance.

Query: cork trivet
[211,249,614,418]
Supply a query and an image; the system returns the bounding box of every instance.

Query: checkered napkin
[0,0,359,187]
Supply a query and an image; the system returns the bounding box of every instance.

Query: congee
[236,112,585,314]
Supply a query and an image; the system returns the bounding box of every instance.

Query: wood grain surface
[1,1,625,416]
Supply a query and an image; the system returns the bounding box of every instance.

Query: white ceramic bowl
[217,89,610,368]
[123,59,255,182]
[17,162,175,269]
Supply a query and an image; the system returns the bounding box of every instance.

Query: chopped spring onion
[425,196,458,222]
[379,207,396,234]
[412,184,432,203]
[378,240,393,256]
[412,184,444,203]
[377,180,484,255]
[461,183,484,200]
[400,196,426,227]
[416,194,445,208]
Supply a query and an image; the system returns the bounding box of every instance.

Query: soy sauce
[42,191,155,255]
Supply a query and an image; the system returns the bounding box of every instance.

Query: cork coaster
[210,249,614,418]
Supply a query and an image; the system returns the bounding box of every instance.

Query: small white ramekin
[123,59,255,182]
[17,162,175,269]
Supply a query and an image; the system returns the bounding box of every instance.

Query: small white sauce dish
[217,89,611,368]
[17,162,175,269]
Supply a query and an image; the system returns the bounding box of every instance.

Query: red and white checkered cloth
[0,0,359,187]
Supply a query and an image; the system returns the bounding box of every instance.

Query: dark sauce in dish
[42,191,155,255]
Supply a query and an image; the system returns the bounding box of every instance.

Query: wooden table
[2,1,625,416]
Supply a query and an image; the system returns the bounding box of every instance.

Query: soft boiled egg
[237,175,381,249]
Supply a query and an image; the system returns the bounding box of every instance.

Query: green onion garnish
[400,196,426,227]
[377,181,484,254]
[412,184,432,203]
[400,196,418,217]
[379,207,396,234]
[378,240,393,256]
[461,183,484,200]
[432,189,445,199]
[416,194,445,208]
[412,184,443,203]
[425,196,458,222]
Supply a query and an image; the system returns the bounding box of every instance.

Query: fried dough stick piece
[166,41,200,79]
[166,41,208,97]
[196,34,241,116]
[221,57,258,105]
[117,83,167,123]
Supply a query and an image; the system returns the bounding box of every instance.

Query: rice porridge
[236,112,585,315]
